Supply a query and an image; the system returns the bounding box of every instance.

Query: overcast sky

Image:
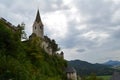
[0,0,120,63]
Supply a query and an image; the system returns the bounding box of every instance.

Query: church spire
[32,9,44,38]
[35,10,43,25]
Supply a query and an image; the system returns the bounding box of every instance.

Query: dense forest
[68,60,119,76]
[0,19,67,80]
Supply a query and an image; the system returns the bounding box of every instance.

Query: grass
[97,75,111,80]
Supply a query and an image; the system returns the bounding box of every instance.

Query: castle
[0,10,78,80]
[30,10,64,58]
[0,10,64,58]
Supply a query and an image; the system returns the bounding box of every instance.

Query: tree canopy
[0,20,67,80]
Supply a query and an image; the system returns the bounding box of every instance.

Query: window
[40,26,42,29]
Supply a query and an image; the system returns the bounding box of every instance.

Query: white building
[65,67,77,80]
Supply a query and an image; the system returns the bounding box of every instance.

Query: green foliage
[68,60,116,76]
[17,22,27,40]
[97,75,111,80]
[44,36,60,53]
[81,73,104,80]
[51,39,60,53]
[0,20,67,80]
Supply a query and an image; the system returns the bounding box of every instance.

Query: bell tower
[33,10,44,38]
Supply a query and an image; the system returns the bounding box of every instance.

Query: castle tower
[33,10,44,38]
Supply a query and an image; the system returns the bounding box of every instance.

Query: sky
[0,0,120,63]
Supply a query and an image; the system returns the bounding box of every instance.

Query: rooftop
[65,66,76,73]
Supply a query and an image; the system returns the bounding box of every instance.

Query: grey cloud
[58,20,97,49]
[76,49,86,53]
[112,28,120,39]
[73,0,120,29]
[1,0,120,63]
[37,0,66,13]
[59,0,120,57]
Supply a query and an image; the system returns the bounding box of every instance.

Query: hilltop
[0,18,67,80]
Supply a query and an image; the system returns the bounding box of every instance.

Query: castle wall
[67,72,77,80]
[41,41,53,55]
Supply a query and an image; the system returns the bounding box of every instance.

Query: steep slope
[0,19,67,80]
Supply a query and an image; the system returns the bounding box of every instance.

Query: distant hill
[103,60,120,66]
[103,60,120,70]
[68,60,118,76]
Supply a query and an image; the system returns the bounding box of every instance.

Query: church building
[30,9,64,58]
[32,10,44,38]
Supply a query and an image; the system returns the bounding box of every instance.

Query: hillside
[68,60,118,76]
[103,60,120,70]
[103,60,120,66]
[0,19,67,80]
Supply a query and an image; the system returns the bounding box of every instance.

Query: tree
[51,39,60,53]
[17,22,27,40]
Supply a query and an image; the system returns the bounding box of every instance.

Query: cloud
[76,49,86,53]
[0,0,120,63]
[43,11,68,39]
[60,0,120,63]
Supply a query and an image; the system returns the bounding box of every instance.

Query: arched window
[40,26,42,29]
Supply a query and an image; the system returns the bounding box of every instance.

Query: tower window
[40,26,42,29]
[35,26,36,29]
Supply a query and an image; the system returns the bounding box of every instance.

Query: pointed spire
[35,9,43,25]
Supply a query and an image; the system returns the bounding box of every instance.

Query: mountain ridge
[103,60,120,66]
[68,59,119,76]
